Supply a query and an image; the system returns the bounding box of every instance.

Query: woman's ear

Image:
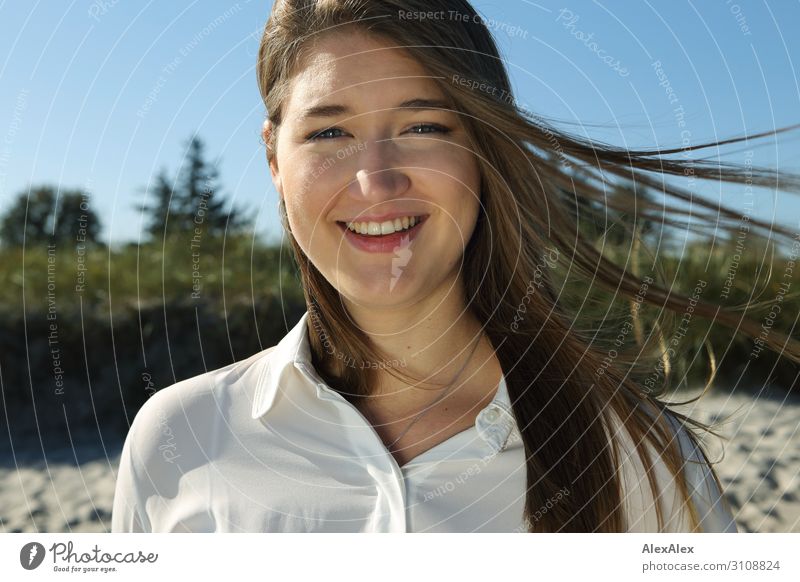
[262,119,282,197]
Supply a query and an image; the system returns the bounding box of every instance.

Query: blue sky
[1,0,798,245]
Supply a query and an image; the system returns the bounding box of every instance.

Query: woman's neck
[341,288,501,399]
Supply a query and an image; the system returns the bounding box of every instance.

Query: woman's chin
[336,274,421,308]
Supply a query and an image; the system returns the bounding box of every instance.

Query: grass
[1,226,797,393]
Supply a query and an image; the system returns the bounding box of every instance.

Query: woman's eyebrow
[299,98,451,120]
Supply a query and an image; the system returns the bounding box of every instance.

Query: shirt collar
[251,310,519,452]
[251,310,313,420]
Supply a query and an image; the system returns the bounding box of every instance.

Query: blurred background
[0,1,798,532]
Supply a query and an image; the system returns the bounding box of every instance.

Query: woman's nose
[347,139,411,202]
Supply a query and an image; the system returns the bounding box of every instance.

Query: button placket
[478,394,521,454]
[294,362,408,532]
[476,408,505,452]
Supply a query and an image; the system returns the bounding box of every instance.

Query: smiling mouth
[334,214,429,253]
[335,215,429,237]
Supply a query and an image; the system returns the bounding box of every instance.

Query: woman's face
[267,31,482,310]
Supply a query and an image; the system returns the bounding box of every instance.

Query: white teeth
[345,216,423,236]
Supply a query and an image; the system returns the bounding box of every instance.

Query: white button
[485,408,499,423]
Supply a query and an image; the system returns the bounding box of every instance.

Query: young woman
[112,0,800,532]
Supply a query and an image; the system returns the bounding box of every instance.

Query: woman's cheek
[413,146,480,192]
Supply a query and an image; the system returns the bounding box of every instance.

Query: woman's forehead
[284,34,441,115]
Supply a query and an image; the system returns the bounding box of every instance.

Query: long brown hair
[256,0,800,531]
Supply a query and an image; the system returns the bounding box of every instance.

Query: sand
[671,385,800,533]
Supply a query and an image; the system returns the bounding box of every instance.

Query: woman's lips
[336,215,428,253]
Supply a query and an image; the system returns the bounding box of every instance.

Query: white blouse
[111,311,738,532]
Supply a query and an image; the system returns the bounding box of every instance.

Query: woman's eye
[305,123,450,142]
[306,127,346,141]
[405,123,450,135]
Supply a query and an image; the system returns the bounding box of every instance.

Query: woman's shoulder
[123,346,279,463]
[608,403,738,532]
[112,346,281,531]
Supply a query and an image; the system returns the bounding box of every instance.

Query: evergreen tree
[139,135,250,242]
[174,135,248,237]
[139,168,176,240]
